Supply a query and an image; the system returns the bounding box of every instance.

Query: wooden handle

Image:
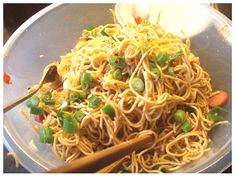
[48,134,153,173]
[97,157,126,173]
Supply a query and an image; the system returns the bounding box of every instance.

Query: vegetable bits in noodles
[26,21,229,173]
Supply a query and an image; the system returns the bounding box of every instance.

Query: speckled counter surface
[4,146,28,173]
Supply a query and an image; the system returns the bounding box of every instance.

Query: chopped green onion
[139,41,149,52]
[69,91,86,103]
[111,35,117,41]
[108,55,126,69]
[102,104,115,119]
[118,170,130,173]
[39,127,53,144]
[26,95,40,108]
[56,108,70,126]
[181,122,192,133]
[30,106,44,115]
[150,62,160,77]
[108,55,117,66]
[86,25,95,31]
[81,72,92,90]
[57,116,64,126]
[57,108,64,116]
[152,165,166,172]
[57,108,67,118]
[59,111,72,119]
[156,52,170,66]
[40,91,55,106]
[170,50,183,60]
[63,117,77,133]
[117,36,124,41]
[152,165,160,170]
[141,20,151,26]
[118,170,125,173]
[41,91,52,101]
[112,69,122,80]
[208,106,228,122]
[151,67,160,76]
[131,77,145,93]
[44,99,56,106]
[88,95,102,108]
[174,109,186,124]
[168,67,175,76]
[101,30,109,37]
[117,57,126,69]
[209,106,228,114]
[74,110,86,123]
[208,113,224,122]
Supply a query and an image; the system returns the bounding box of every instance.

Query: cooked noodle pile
[34,22,226,172]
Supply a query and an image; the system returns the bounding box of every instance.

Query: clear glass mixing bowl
[3,4,231,172]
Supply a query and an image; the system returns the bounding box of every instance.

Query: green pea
[174,109,186,124]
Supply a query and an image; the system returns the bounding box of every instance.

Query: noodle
[28,22,228,172]
[7,152,20,168]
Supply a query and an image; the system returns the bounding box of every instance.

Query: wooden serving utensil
[97,157,126,173]
[48,134,154,173]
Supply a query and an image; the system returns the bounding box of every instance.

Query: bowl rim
[4,4,62,58]
[3,3,232,173]
[4,3,63,173]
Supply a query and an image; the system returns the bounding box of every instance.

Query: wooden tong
[48,134,153,173]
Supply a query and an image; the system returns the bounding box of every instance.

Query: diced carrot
[79,38,87,42]
[208,90,229,107]
[3,71,12,84]
[56,85,64,92]
[134,17,142,25]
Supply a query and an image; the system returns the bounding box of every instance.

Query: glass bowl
[3,4,231,173]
